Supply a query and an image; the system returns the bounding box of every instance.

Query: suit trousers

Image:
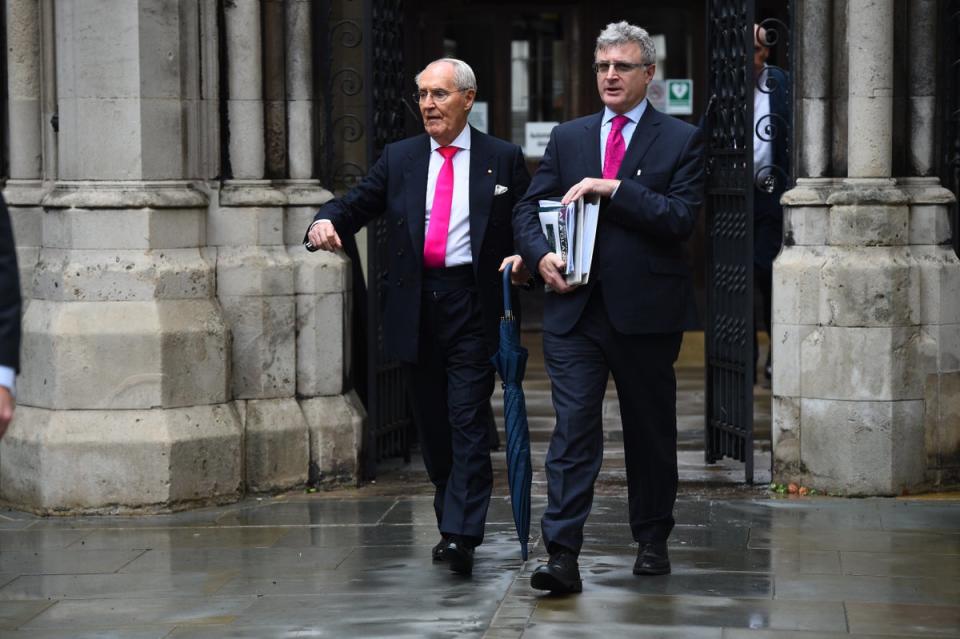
[408,271,494,546]
[541,285,682,554]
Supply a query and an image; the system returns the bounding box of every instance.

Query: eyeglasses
[413,88,468,103]
[592,61,653,75]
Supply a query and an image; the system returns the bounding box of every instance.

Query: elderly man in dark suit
[306,58,530,575]
[0,195,21,439]
[513,21,705,593]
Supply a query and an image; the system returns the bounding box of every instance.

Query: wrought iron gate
[704,1,792,483]
[318,0,411,479]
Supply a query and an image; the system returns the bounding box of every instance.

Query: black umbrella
[491,263,532,560]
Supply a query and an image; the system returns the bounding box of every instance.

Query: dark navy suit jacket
[311,128,530,363]
[513,106,705,336]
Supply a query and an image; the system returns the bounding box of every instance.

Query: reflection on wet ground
[0,341,956,637]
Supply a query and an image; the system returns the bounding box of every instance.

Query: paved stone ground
[0,334,957,637]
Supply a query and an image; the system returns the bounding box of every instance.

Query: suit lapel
[617,105,662,180]
[580,112,604,178]
[404,134,431,264]
[468,128,495,266]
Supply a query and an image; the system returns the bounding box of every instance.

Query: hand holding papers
[537,197,600,291]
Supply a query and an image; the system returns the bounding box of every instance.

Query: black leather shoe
[441,538,474,575]
[432,535,449,562]
[633,542,671,575]
[530,550,582,593]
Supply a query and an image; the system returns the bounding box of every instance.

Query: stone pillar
[4,0,45,299]
[215,0,308,492]
[773,0,960,494]
[0,0,241,513]
[797,0,832,178]
[282,0,364,482]
[846,0,893,178]
[907,0,937,177]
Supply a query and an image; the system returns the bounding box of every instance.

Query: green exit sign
[665,79,693,115]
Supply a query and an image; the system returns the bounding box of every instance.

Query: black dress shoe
[441,538,474,575]
[432,535,449,562]
[530,550,582,594]
[633,542,671,575]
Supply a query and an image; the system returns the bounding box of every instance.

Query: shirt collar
[603,99,648,127]
[430,125,472,152]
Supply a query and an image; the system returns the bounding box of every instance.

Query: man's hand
[561,178,620,205]
[498,255,531,286]
[307,220,342,252]
[0,387,15,439]
[537,253,573,294]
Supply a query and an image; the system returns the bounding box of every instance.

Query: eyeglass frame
[412,88,471,103]
[592,61,654,75]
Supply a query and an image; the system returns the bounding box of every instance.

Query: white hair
[595,21,656,64]
[414,58,477,92]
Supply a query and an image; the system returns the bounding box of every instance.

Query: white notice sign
[524,122,558,158]
[468,102,488,133]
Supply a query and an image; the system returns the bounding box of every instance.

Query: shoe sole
[633,565,671,576]
[530,570,582,594]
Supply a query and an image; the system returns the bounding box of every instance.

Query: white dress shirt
[0,365,14,396]
[426,126,472,267]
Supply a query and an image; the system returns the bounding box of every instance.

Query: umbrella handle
[502,262,513,319]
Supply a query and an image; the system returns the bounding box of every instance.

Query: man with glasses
[513,21,704,593]
[306,58,530,576]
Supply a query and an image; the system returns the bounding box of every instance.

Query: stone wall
[1,0,364,514]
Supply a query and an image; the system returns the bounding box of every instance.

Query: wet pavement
[0,335,957,637]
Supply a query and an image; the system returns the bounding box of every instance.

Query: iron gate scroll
[705,2,793,483]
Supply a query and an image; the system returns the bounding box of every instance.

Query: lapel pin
[636,169,642,176]
[487,169,492,174]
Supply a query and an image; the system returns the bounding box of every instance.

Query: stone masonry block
[782,206,828,246]
[800,398,925,495]
[139,98,185,180]
[0,403,242,514]
[772,246,824,326]
[912,246,960,326]
[910,204,953,246]
[932,324,960,372]
[800,326,936,401]
[15,247,37,299]
[19,299,230,410]
[208,205,284,247]
[818,248,919,327]
[291,247,350,295]
[58,98,143,180]
[32,248,215,301]
[296,292,347,397]
[828,204,908,247]
[8,205,41,246]
[935,372,960,469]
[772,395,801,470]
[770,323,815,398]
[42,208,205,250]
[219,294,296,399]
[216,246,294,297]
[300,392,366,482]
[240,398,309,493]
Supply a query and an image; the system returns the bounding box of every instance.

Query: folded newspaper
[537,196,599,290]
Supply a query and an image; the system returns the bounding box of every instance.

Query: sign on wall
[665,79,693,115]
[524,122,558,157]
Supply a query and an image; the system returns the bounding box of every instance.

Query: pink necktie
[602,114,629,179]
[423,145,460,269]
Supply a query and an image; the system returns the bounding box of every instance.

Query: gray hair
[414,58,477,92]
[595,21,656,64]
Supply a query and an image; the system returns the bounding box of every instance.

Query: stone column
[846,0,893,178]
[282,0,364,482]
[1,0,241,513]
[214,0,308,492]
[773,0,960,494]
[907,0,937,177]
[4,0,45,299]
[797,0,832,178]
